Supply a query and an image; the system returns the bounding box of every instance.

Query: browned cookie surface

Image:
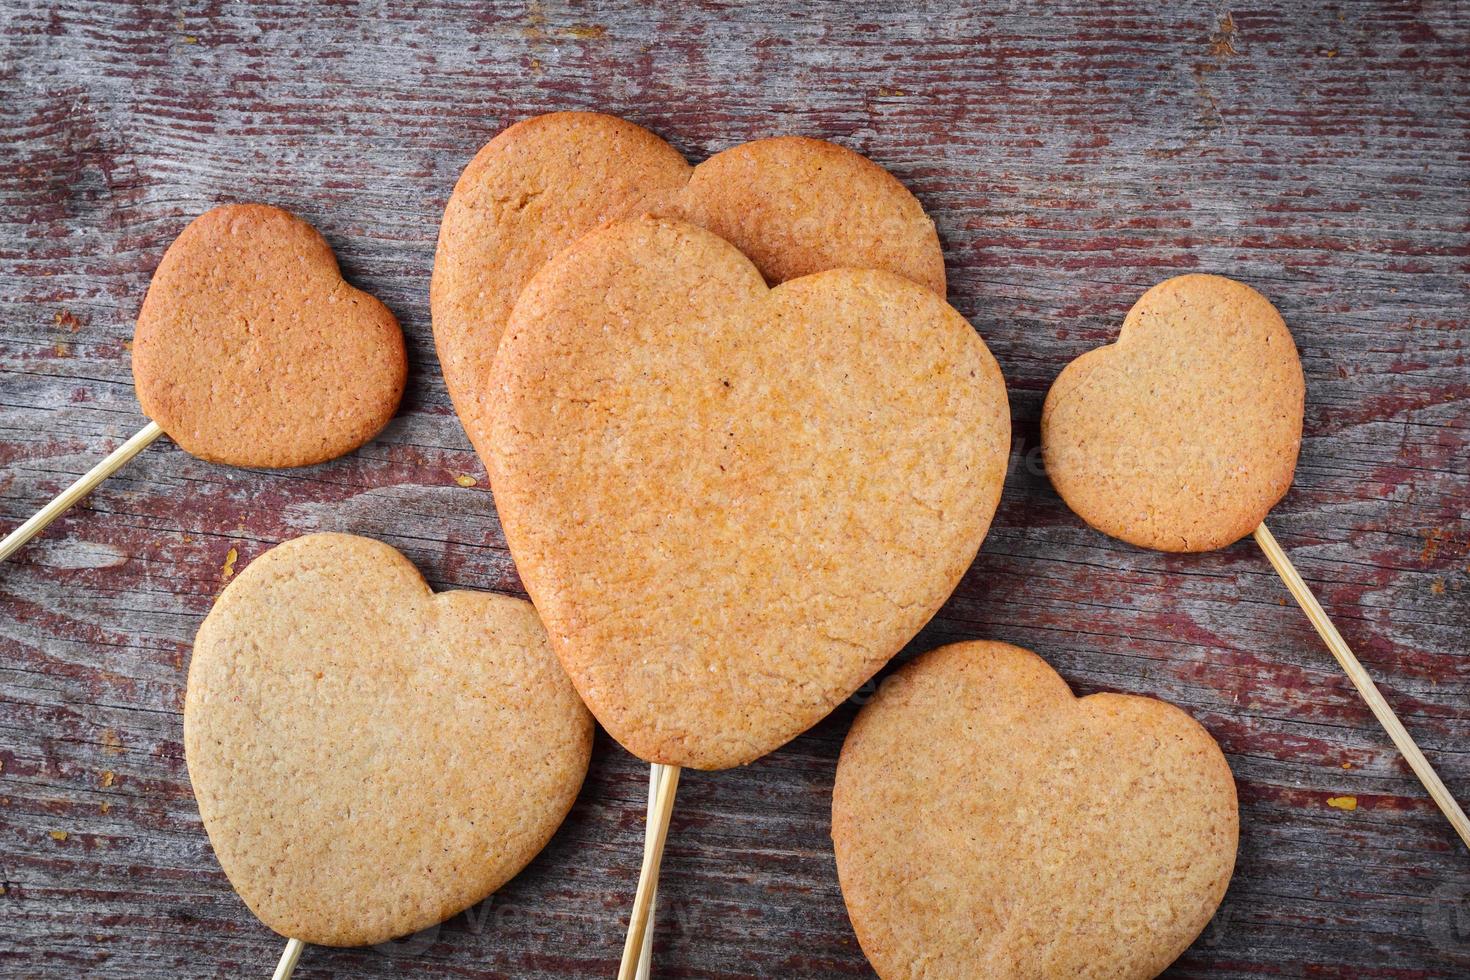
[430,111,944,462]
[832,641,1238,979]
[488,215,1008,770]
[133,204,406,468]
[185,533,593,946]
[430,112,691,458]
[678,135,945,295]
[1041,273,1304,552]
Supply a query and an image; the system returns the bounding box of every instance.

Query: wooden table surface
[2,2,1467,977]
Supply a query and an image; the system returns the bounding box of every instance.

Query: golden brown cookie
[430,111,944,462]
[676,135,944,294]
[185,533,592,946]
[133,204,406,468]
[832,641,1238,979]
[1041,273,1304,552]
[487,215,1009,770]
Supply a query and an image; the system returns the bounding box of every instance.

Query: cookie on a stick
[833,640,1238,978]
[487,215,1011,977]
[186,534,593,976]
[0,204,405,562]
[1042,272,1469,849]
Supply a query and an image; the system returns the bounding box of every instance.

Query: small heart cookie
[431,111,944,460]
[134,204,406,468]
[185,533,592,946]
[488,215,1009,770]
[1041,273,1304,551]
[832,641,1237,979]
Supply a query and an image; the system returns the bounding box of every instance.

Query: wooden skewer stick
[618,763,680,980]
[0,420,165,564]
[1254,521,1470,850]
[635,763,665,980]
[272,938,305,980]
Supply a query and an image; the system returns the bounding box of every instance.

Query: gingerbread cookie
[430,111,944,461]
[487,215,1009,770]
[832,641,1238,979]
[185,533,592,946]
[1041,273,1304,551]
[133,204,406,468]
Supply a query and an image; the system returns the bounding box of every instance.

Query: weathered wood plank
[1,1,1467,977]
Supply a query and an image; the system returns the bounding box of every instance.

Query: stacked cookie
[436,112,1012,776]
[430,111,948,463]
[433,112,1016,974]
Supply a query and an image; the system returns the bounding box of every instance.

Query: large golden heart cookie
[833,641,1238,979]
[1042,273,1304,551]
[431,111,945,461]
[487,215,1009,770]
[185,534,592,946]
[133,204,406,467]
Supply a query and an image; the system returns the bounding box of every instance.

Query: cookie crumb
[1208,13,1238,58]
[100,770,116,788]
[1326,796,1357,811]
[48,830,68,842]
[454,474,479,488]
[221,547,238,581]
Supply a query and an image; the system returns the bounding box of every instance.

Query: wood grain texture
[0,1,1466,977]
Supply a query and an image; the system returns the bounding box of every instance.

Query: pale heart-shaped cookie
[430,110,944,461]
[133,204,406,468]
[832,641,1238,979]
[184,534,592,946]
[488,216,1009,770]
[1041,273,1304,552]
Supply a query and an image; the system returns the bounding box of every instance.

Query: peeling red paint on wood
[1,2,1468,978]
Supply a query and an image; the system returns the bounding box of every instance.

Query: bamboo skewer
[635,764,665,980]
[618,764,680,980]
[271,938,305,980]
[0,420,165,564]
[1254,521,1470,850]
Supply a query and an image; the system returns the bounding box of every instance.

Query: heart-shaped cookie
[1041,273,1304,551]
[184,533,592,946]
[832,641,1238,979]
[487,215,1009,770]
[133,204,406,468]
[431,111,944,461]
